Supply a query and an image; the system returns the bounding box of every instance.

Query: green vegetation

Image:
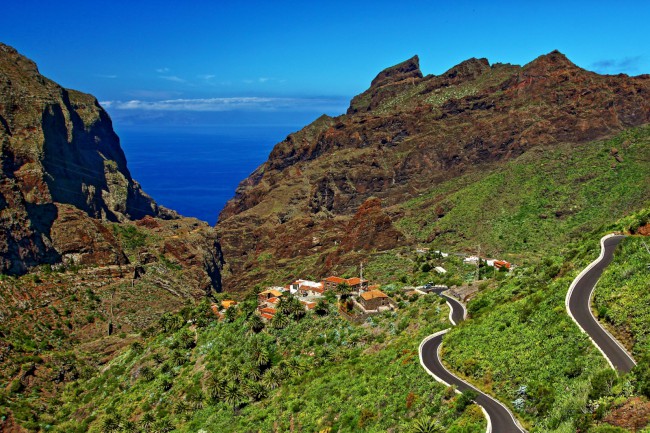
[396,126,650,261]
[442,219,650,432]
[594,235,650,356]
[47,294,486,432]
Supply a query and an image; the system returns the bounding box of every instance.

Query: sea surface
[116,125,302,225]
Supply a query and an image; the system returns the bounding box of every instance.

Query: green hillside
[396,125,650,259]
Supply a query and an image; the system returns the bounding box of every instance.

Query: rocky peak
[370,55,423,87]
[523,49,580,75]
[442,57,490,81]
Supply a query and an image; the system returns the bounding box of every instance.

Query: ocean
[115,125,302,225]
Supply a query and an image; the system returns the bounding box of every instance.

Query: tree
[205,374,227,402]
[336,282,352,299]
[455,389,478,413]
[315,298,329,316]
[271,312,289,329]
[139,412,155,432]
[410,417,441,433]
[223,382,244,411]
[224,306,238,323]
[251,344,270,368]
[247,314,265,334]
[262,368,282,390]
[100,414,121,433]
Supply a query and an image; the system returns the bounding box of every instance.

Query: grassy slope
[441,208,650,433]
[396,125,650,260]
[50,295,485,433]
[594,235,650,356]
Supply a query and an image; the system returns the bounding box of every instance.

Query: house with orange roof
[300,300,317,310]
[258,288,283,304]
[321,276,346,291]
[345,277,368,291]
[221,300,237,310]
[359,289,394,312]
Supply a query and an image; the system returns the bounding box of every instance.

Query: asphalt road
[432,288,466,325]
[566,235,636,373]
[420,291,526,433]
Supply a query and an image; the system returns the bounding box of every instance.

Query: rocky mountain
[0,44,227,431]
[217,51,650,291]
[0,43,223,293]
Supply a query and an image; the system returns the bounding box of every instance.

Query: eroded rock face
[49,204,128,267]
[0,43,222,288]
[217,50,650,291]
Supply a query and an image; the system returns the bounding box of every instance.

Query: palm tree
[247,314,265,334]
[139,366,155,382]
[336,282,352,299]
[205,373,227,402]
[411,417,441,433]
[251,345,270,368]
[121,420,138,433]
[224,306,238,323]
[172,350,190,367]
[187,388,204,410]
[315,298,329,316]
[271,311,289,329]
[243,380,267,401]
[314,298,330,316]
[262,368,282,390]
[223,382,244,412]
[100,414,121,433]
[139,412,155,432]
[153,419,174,433]
[287,357,306,376]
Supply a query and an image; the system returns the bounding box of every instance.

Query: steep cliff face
[217,50,650,291]
[0,43,158,221]
[0,44,222,292]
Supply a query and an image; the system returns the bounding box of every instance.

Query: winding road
[419,289,526,433]
[566,234,637,373]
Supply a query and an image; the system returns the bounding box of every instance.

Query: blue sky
[2,0,649,125]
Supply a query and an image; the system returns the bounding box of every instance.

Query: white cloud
[155,67,170,73]
[95,73,117,79]
[199,74,216,80]
[100,96,348,112]
[159,75,186,83]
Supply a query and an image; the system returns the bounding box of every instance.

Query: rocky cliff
[218,50,650,291]
[0,43,222,295]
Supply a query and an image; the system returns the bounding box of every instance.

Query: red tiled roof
[261,313,274,320]
[260,307,276,315]
[345,277,367,286]
[323,276,345,284]
[360,290,388,301]
[267,297,279,304]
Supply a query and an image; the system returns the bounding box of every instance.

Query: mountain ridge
[216,50,650,292]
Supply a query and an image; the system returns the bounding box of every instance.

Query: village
[211,248,512,321]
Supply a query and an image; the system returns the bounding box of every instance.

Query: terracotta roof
[360,290,388,301]
[267,297,280,304]
[322,276,345,284]
[259,289,283,297]
[494,260,511,269]
[260,307,276,315]
[261,313,274,320]
[304,285,324,293]
[221,300,237,309]
[345,277,367,286]
[366,284,381,291]
[210,304,220,315]
[300,301,317,310]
